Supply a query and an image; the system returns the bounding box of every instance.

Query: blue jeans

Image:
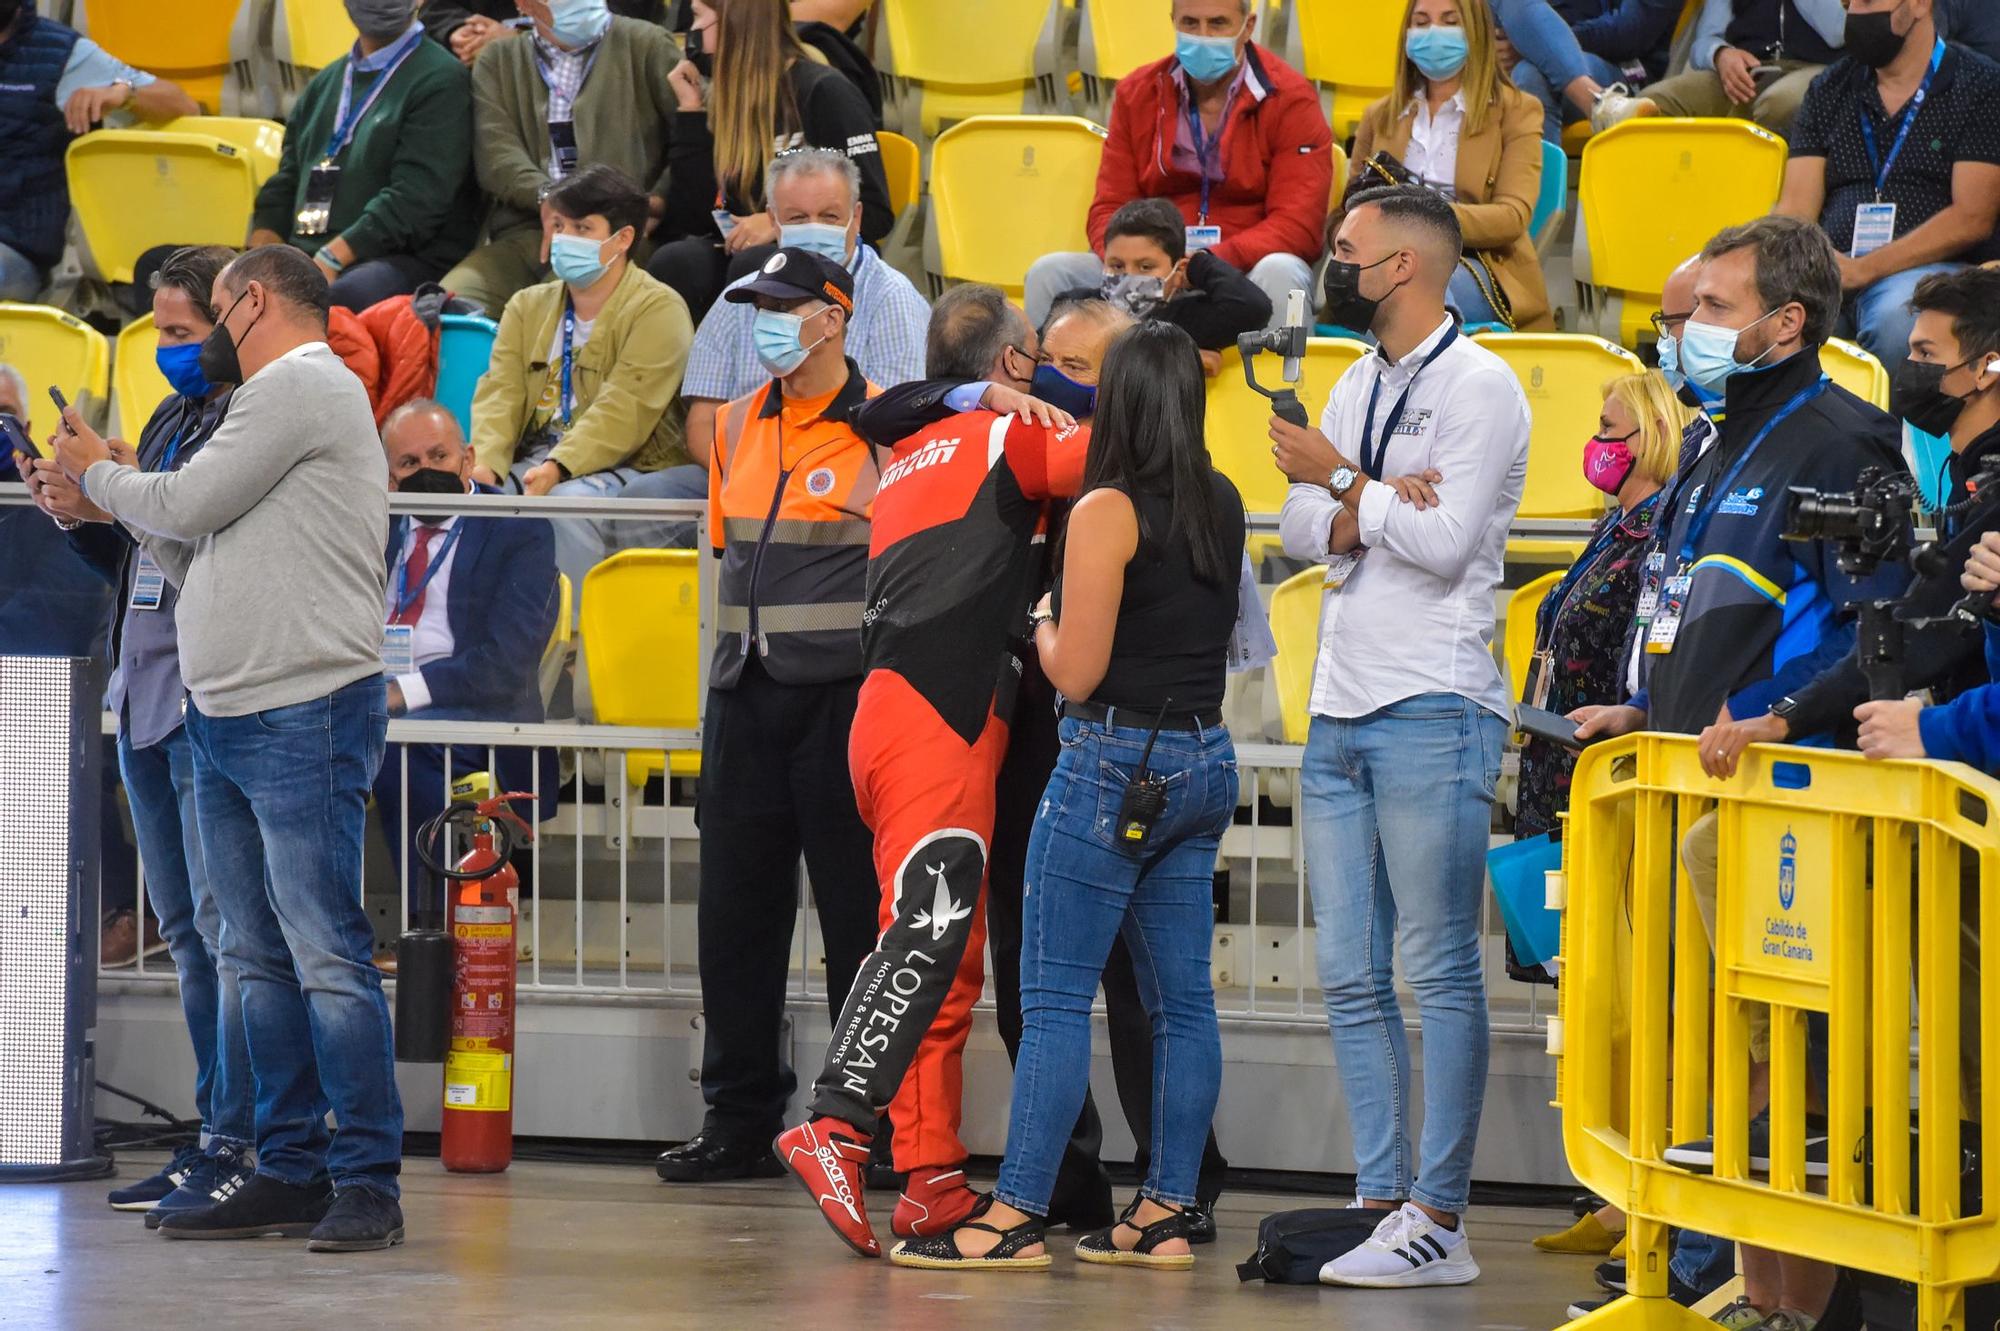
[1841,261,1963,368]
[1492,0,1627,140]
[1672,1227,1735,1295]
[1447,263,1507,328]
[594,462,706,552]
[507,462,633,610]
[994,711,1237,1214]
[187,675,401,1197]
[0,239,43,300]
[119,725,254,1148]
[1301,693,1505,1215]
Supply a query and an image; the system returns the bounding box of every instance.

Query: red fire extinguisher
[425,789,535,1174]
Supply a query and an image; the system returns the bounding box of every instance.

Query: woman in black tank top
[890,322,1247,1273]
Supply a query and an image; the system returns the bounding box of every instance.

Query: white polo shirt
[1278,316,1529,721]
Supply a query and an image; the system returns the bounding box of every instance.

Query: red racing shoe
[892,1166,982,1238]
[775,1118,880,1257]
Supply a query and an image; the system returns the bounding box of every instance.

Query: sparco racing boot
[892,1166,982,1238]
[776,1118,879,1257]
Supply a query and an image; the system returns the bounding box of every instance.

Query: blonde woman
[1517,370,1692,837]
[649,0,890,317]
[1342,0,1552,330]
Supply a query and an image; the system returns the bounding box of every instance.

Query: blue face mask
[156,341,211,399]
[1678,309,1779,394]
[1031,363,1097,419]
[1404,25,1469,80]
[1174,26,1243,85]
[547,0,611,48]
[550,232,613,288]
[780,221,852,267]
[753,308,830,378]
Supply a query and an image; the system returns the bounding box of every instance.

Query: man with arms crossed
[1270,185,1529,1289]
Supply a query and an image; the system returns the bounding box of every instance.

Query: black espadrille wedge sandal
[1075,1195,1195,1270]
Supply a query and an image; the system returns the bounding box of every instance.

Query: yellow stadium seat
[274,0,357,80]
[1473,333,1637,563]
[1266,564,1326,745]
[580,550,702,786]
[926,115,1107,296]
[539,573,573,712]
[112,314,173,438]
[156,113,284,168]
[1206,338,1369,560]
[66,120,282,283]
[878,130,921,217]
[1820,337,1889,409]
[72,0,247,113]
[881,0,1061,137]
[1078,0,1174,86]
[1294,0,1403,142]
[1502,569,1563,706]
[1578,119,1788,347]
[0,304,111,427]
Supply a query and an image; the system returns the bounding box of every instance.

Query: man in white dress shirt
[1268,185,1529,1290]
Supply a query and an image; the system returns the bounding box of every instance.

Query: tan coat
[1349,84,1553,331]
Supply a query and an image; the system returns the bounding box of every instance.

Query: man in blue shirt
[1491,0,1684,141]
[0,0,198,298]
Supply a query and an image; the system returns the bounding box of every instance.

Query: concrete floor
[2,1154,1600,1331]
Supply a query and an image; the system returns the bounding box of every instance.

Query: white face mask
[779,221,853,267]
[1678,308,1781,393]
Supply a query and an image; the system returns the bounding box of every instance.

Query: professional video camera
[1784,459,2000,700]
[1237,288,1311,427]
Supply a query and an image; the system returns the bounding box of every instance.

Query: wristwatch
[1768,695,1801,731]
[1329,464,1361,499]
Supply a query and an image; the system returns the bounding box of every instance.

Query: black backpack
[1236,1208,1382,1285]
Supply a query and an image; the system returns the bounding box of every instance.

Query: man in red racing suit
[775,290,1127,1257]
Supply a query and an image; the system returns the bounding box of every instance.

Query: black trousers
[695,666,880,1142]
[988,669,1230,1208]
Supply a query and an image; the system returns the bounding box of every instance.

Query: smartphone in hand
[47,385,76,435]
[0,411,39,462]
[1516,704,1591,752]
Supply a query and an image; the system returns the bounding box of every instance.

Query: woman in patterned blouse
[1516,370,1694,838]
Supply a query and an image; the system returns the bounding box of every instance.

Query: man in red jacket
[1024,0,1334,331]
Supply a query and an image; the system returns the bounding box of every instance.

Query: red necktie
[393,526,444,626]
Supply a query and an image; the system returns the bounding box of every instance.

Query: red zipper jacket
[1087,42,1334,272]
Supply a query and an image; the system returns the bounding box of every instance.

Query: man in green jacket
[442,0,681,316]
[249,0,480,311]
[469,163,694,595]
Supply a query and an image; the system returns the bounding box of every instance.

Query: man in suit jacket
[373,398,559,915]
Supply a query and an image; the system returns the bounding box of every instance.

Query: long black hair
[1082,320,1233,586]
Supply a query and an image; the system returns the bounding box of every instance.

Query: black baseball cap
[725,247,855,314]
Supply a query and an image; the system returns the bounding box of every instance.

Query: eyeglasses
[1651,309,1696,339]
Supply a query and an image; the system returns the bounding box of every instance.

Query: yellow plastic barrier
[1559,735,2000,1330]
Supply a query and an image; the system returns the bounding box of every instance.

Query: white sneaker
[1319,1202,1480,1288]
[1590,83,1647,134]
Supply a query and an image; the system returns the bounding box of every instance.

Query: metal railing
[1,483,1590,1032]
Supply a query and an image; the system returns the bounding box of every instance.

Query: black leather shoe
[1185,1203,1217,1246]
[306,1186,405,1252]
[156,1173,332,1240]
[655,1130,785,1183]
[1044,1183,1115,1231]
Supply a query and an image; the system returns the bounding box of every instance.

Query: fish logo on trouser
[910,862,971,941]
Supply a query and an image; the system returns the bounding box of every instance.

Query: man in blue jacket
[372,398,559,915]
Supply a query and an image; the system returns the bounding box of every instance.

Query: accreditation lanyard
[1676,377,1828,567]
[326,25,424,161]
[1182,83,1239,225]
[1358,325,1458,479]
[1536,499,1652,649]
[158,401,205,472]
[391,521,464,622]
[535,41,603,174]
[1859,38,1945,202]
[560,301,580,426]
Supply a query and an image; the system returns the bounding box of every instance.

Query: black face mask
[398,466,468,525]
[1892,358,1976,437]
[686,28,713,78]
[1321,252,1402,335]
[1843,6,1909,70]
[198,290,259,389]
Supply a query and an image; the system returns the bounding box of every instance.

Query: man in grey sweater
[54,245,406,1253]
